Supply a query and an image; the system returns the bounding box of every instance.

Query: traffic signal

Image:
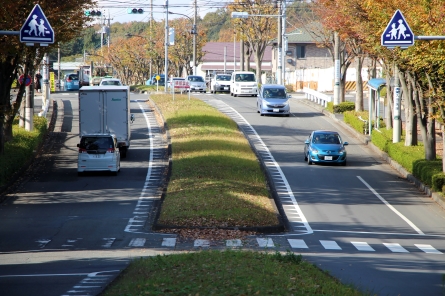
[127,8,144,14]
[85,10,102,17]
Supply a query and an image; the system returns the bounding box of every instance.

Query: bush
[326,102,334,113]
[344,111,368,134]
[0,116,47,187]
[333,101,355,113]
[432,173,445,193]
[413,160,443,188]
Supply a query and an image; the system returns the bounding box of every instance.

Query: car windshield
[263,88,286,99]
[312,134,341,144]
[188,76,204,82]
[235,73,255,82]
[216,75,231,81]
[68,74,78,80]
[80,136,114,150]
[101,80,121,85]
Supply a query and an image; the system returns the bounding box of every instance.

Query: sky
[95,0,230,23]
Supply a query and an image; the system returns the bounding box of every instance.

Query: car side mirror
[288,94,292,98]
[304,139,310,144]
[130,114,135,123]
[343,142,349,145]
[77,143,80,147]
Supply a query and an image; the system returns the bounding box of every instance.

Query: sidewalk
[296,95,445,211]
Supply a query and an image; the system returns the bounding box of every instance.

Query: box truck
[78,86,132,158]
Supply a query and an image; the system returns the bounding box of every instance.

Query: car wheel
[77,172,83,177]
[307,153,312,165]
[234,93,237,97]
[341,160,347,166]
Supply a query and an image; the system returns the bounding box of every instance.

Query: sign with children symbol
[381,10,414,49]
[20,4,54,46]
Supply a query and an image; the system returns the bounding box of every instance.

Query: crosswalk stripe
[257,238,275,248]
[162,238,176,247]
[128,238,146,247]
[383,243,408,253]
[226,239,243,247]
[102,238,115,248]
[288,239,308,249]
[194,239,210,247]
[415,244,443,254]
[320,240,342,250]
[351,241,375,252]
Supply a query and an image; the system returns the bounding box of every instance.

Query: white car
[99,78,123,86]
[210,74,231,93]
[77,134,120,176]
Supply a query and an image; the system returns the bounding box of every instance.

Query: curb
[299,98,445,211]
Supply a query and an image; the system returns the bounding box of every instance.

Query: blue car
[304,130,348,166]
[63,73,79,91]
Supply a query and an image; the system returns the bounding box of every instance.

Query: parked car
[304,130,348,166]
[64,73,80,91]
[148,74,165,86]
[99,78,123,86]
[186,75,206,93]
[210,74,231,93]
[257,84,291,116]
[77,133,121,176]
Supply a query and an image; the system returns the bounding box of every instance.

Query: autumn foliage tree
[0,0,95,154]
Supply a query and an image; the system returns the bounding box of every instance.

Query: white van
[230,71,258,97]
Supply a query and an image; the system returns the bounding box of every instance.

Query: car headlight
[339,147,346,154]
[309,146,318,153]
[235,83,239,87]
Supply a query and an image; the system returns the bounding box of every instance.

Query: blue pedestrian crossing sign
[381,10,414,49]
[20,4,55,46]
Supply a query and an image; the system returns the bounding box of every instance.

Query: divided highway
[0,91,444,295]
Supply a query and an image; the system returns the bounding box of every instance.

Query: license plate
[74,81,79,85]
[273,108,279,113]
[325,156,333,160]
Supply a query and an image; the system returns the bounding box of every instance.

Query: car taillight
[67,78,72,82]
[107,148,115,153]
[78,148,87,153]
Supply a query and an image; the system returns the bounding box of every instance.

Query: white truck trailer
[78,86,132,158]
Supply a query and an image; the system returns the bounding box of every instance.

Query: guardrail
[303,87,333,107]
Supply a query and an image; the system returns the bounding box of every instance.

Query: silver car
[257,84,291,116]
[186,75,206,93]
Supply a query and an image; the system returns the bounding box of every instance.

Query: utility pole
[164,0,169,87]
[277,0,282,84]
[281,0,286,85]
[393,63,401,143]
[333,31,340,105]
[193,0,197,75]
[240,40,244,71]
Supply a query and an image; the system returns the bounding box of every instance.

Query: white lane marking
[36,239,51,248]
[194,239,210,247]
[62,270,120,296]
[357,176,424,235]
[128,238,146,247]
[226,239,243,247]
[162,238,176,247]
[311,229,445,238]
[351,241,375,252]
[207,100,312,235]
[102,238,115,248]
[415,244,443,254]
[320,240,342,250]
[383,243,409,253]
[288,239,308,249]
[257,238,275,248]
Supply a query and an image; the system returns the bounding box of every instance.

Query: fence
[303,87,332,107]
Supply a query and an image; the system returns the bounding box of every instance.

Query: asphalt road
[0,90,444,295]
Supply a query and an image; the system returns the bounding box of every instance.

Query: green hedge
[326,102,334,113]
[333,101,355,113]
[0,116,47,187]
[344,111,369,134]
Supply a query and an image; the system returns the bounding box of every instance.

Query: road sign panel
[18,74,32,86]
[20,4,55,46]
[381,10,414,49]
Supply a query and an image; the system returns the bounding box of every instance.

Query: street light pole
[165,0,169,87]
[169,11,197,76]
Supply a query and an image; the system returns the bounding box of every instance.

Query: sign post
[20,4,55,46]
[381,10,414,143]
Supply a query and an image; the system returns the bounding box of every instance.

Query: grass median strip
[149,94,279,229]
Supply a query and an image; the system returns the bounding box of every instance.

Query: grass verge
[150,94,279,228]
[101,249,365,295]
